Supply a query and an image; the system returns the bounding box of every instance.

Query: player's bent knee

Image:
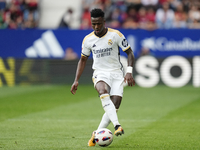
[98,90,109,96]
[95,81,110,95]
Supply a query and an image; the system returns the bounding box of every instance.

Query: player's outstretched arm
[124,48,135,87]
[71,56,88,94]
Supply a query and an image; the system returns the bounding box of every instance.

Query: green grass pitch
[0,85,200,150]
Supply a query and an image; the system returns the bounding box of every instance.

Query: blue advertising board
[0,29,200,58]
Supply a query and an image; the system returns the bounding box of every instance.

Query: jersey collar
[94,28,108,38]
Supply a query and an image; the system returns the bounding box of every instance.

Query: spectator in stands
[64,47,78,60]
[126,6,139,22]
[59,8,74,28]
[0,10,6,28]
[188,5,200,23]
[122,6,138,29]
[16,14,23,28]
[80,7,91,29]
[137,7,148,29]
[103,0,117,23]
[114,0,127,13]
[173,3,187,28]
[188,5,200,29]
[146,7,156,23]
[110,7,126,25]
[155,2,175,28]
[3,2,23,29]
[23,10,36,28]
[23,0,39,28]
[145,7,157,30]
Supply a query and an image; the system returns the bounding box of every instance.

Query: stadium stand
[0,0,39,29]
[0,0,200,30]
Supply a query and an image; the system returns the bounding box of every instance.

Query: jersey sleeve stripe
[122,46,131,52]
[81,53,89,57]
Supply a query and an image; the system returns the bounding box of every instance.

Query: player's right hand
[124,73,135,87]
[71,81,79,95]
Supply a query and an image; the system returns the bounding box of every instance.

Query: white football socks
[98,112,111,129]
[98,109,119,129]
[99,94,120,128]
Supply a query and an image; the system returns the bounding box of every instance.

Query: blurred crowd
[1,0,200,30]
[80,0,200,30]
[0,0,39,29]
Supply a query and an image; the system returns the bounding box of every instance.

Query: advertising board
[1,29,200,58]
[0,56,199,87]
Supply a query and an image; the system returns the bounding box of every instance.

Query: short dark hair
[90,8,104,18]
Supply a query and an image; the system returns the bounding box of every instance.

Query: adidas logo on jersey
[92,44,96,47]
[25,30,64,58]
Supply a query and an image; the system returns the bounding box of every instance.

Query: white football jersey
[81,28,131,71]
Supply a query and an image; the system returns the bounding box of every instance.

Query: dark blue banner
[0,29,200,58]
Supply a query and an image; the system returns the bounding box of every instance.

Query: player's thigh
[92,70,111,94]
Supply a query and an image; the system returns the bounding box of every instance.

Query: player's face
[91,17,106,36]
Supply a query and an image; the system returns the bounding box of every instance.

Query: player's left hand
[124,73,135,87]
[71,81,79,95]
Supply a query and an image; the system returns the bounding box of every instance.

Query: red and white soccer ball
[95,128,113,147]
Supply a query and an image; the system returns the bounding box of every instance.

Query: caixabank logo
[25,30,64,58]
[141,37,200,52]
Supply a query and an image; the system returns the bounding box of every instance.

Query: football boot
[88,131,96,146]
[114,125,124,136]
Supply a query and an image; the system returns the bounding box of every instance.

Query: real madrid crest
[108,39,113,46]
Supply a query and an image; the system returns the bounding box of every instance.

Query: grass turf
[0,85,200,150]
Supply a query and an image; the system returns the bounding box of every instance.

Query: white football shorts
[92,69,124,97]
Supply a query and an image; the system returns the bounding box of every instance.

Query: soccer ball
[95,128,113,147]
